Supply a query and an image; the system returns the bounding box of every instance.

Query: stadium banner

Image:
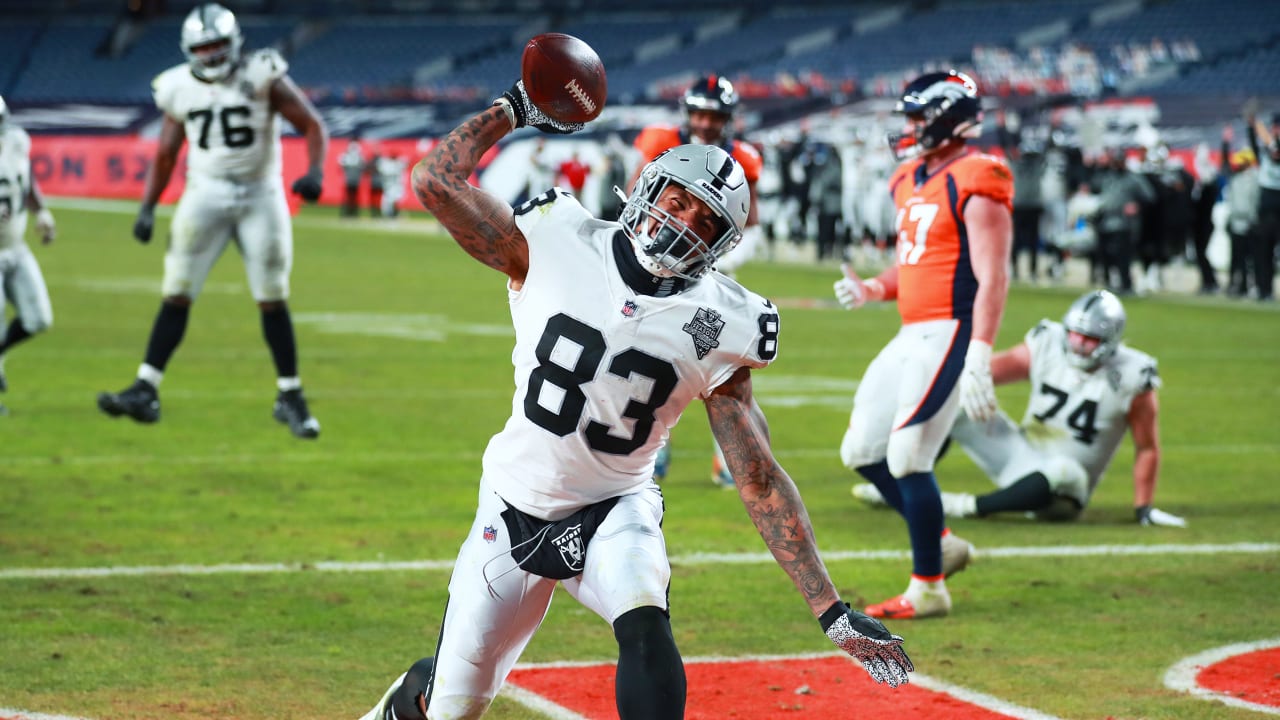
[29,136,439,209]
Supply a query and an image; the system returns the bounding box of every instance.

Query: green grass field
[2,201,1278,720]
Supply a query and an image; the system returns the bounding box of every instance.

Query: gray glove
[133,204,155,244]
[820,601,913,687]
[494,80,584,134]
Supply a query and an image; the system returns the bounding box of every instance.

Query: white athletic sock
[137,363,163,387]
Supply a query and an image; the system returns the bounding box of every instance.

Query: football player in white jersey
[0,94,58,415]
[356,78,912,720]
[96,3,329,438]
[854,289,1183,526]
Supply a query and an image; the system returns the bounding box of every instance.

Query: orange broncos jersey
[888,151,1013,325]
[632,126,762,184]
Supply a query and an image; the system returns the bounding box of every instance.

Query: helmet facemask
[1061,290,1126,370]
[181,3,243,82]
[618,145,749,281]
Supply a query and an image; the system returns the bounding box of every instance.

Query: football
[520,33,607,124]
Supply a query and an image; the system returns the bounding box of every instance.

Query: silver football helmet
[618,144,749,280]
[0,94,8,134]
[181,3,243,82]
[1062,290,1126,370]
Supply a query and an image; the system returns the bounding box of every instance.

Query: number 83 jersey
[486,190,780,520]
[152,49,287,183]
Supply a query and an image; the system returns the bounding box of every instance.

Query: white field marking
[57,276,244,295]
[291,311,512,342]
[1,543,1275,581]
[1163,637,1280,716]
[505,651,1066,720]
[0,709,95,720]
[5,442,1276,469]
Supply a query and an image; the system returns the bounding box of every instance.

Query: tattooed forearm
[412,106,529,276]
[706,370,840,615]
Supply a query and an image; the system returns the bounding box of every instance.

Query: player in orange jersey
[833,70,1013,619]
[629,75,766,488]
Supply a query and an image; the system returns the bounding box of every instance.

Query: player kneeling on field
[853,290,1184,527]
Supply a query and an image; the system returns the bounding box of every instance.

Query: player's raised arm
[412,107,529,281]
[704,367,913,687]
[133,114,186,244]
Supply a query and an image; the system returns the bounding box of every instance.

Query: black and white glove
[1136,505,1187,528]
[35,208,56,243]
[493,80,585,134]
[291,168,324,202]
[820,601,913,687]
[133,204,155,244]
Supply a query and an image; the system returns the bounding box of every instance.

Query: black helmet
[887,70,983,160]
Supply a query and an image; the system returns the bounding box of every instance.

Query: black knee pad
[614,607,685,719]
[390,656,434,720]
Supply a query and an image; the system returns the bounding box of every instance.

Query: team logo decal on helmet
[683,75,738,118]
[181,3,243,82]
[618,144,750,280]
[887,70,983,160]
[1062,289,1126,370]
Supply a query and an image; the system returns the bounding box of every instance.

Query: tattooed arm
[704,366,842,618]
[411,106,531,285]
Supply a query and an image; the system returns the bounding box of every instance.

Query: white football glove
[1136,506,1188,528]
[819,601,913,687]
[35,208,55,243]
[959,340,999,422]
[833,263,868,310]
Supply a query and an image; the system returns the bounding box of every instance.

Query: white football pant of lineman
[0,245,53,336]
[422,478,669,719]
[949,409,1091,510]
[163,176,292,301]
[840,319,964,477]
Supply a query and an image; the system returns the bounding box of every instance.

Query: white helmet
[0,94,8,134]
[1062,290,1126,370]
[181,3,243,82]
[618,144,749,280]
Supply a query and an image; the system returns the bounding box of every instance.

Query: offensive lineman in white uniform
[356,77,912,720]
[0,94,58,415]
[854,290,1184,526]
[96,3,328,438]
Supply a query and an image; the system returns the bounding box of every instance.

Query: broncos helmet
[1062,290,1126,370]
[887,70,983,160]
[619,144,749,280]
[683,75,738,118]
[181,3,243,82]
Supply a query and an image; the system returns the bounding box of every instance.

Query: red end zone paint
[509,656,1021,719]
[1195,646,1280,708]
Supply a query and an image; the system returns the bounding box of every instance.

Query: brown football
[520,33,607,124]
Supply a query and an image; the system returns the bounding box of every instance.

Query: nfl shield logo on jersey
[552,523,585,572]
[483,525,497,543]
[682,307,725,360]
[621,300,638,318]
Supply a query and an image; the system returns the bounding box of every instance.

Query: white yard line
[1163,637,1280,716]
[0,542,1275,581]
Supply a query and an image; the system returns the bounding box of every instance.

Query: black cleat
[273,388,320,439]
[97,379,161,423]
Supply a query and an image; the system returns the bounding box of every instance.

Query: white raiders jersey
[1020,320,1160,491]
[0,124,33,249]
[485,189,780,520]
[152,49,288,183]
